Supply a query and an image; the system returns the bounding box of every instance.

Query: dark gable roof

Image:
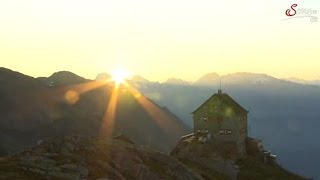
[192,92,248,114]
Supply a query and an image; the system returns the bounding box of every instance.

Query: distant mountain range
[284,77,320,86]
[96,71,320,87]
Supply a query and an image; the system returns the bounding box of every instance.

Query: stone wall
[193,97,247,156]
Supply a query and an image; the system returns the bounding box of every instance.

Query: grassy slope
[178,158,231,180]
[0,157,43,180]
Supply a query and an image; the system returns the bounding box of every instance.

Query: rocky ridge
[171,137,306,180]
[0,135,202,180]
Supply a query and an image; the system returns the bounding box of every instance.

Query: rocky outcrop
[0,135,202,180]
[0,135,306,180]
[171,138,239,180]
[171,137,306,180]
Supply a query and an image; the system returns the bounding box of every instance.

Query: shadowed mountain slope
[0,68,190,156]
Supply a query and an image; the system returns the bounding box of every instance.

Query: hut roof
[192,91,248,114]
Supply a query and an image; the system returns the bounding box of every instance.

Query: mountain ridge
[0,135,306,180]
[0,68,190,156]
[119,72,320,87]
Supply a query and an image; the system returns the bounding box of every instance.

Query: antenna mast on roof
[218,78,222,94]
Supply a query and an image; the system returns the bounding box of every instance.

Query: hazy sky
[0,0,319,81]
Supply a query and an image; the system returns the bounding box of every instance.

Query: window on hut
[203,116,208,121]
[227,129,232,135]
[219,129,232,135]
[203,109,208,122]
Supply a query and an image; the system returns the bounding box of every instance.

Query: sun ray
[40,69,183,140]
[50,78,120,137]
[123,82,186,136]
[99,83,120,137]
[57,80,112,104]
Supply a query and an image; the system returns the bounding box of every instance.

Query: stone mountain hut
[192,89,248,156]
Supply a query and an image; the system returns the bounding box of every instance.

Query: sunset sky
[0,0,319,81]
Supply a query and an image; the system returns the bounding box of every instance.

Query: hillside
[0,135,305,180]
[0,68,190,156]
[0,135,303,180]
[0,136,202,180]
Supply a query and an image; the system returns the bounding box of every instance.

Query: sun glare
[111,67,130,84]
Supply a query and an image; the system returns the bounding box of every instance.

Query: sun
[111,66,130,84]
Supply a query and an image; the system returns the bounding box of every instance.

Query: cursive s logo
[286,4,298,16]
